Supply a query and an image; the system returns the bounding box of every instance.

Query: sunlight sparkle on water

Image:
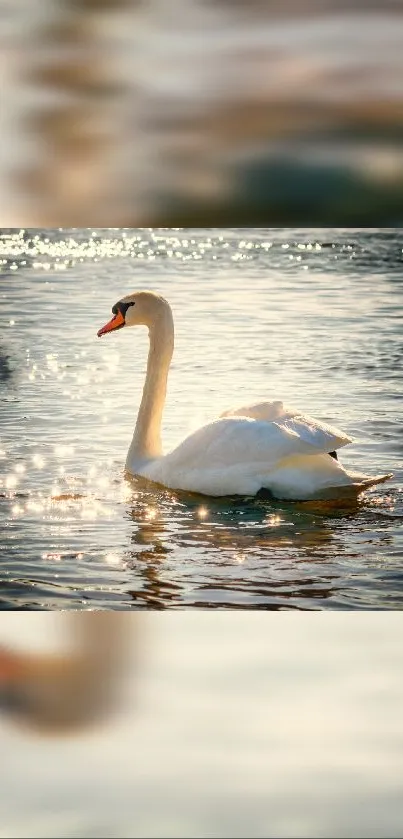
[105,553,121,567]
[54,445,75,458]
[12,504,24,517]
[32,454,46,469]
[265,515,283,527]
[26,500,45,514]
[121,484,134,503]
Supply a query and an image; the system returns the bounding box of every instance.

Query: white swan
[97,291,391,501]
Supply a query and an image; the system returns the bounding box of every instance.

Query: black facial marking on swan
[112,300,135,319]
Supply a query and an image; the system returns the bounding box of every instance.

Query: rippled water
[0,228,402,609]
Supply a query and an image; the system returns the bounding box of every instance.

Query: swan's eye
[112,301,135,318]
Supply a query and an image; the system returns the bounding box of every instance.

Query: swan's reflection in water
[124,476,364,609]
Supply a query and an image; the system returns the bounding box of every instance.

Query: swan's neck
[128,308,174,463]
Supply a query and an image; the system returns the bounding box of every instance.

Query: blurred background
[2,1,403,225]
[1,612,403,838]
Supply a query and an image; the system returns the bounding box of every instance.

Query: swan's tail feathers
[304,473,393,506]
[306,473,393,503]
[352,473,393,492]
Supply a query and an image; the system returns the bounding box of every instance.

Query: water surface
[0,228,402,609]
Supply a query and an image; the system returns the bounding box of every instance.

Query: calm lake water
[0,228,402,609]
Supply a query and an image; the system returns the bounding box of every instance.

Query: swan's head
[97,291,170,338]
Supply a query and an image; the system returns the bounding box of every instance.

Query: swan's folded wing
[165,415,351,474]
[145,416,354,496]
[220,400,288,422]
[278,414,352,453]
[220,402,352,452]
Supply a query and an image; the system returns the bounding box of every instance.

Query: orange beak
[97,309,125,337]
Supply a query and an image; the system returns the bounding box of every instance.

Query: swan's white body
[98,291,391,501]
[135,402,388,500]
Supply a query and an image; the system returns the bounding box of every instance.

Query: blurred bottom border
[0,611,402,838]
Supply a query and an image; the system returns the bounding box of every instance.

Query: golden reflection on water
[0,434,400,608]
[265,514,284,527]
[119,476,353,607]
